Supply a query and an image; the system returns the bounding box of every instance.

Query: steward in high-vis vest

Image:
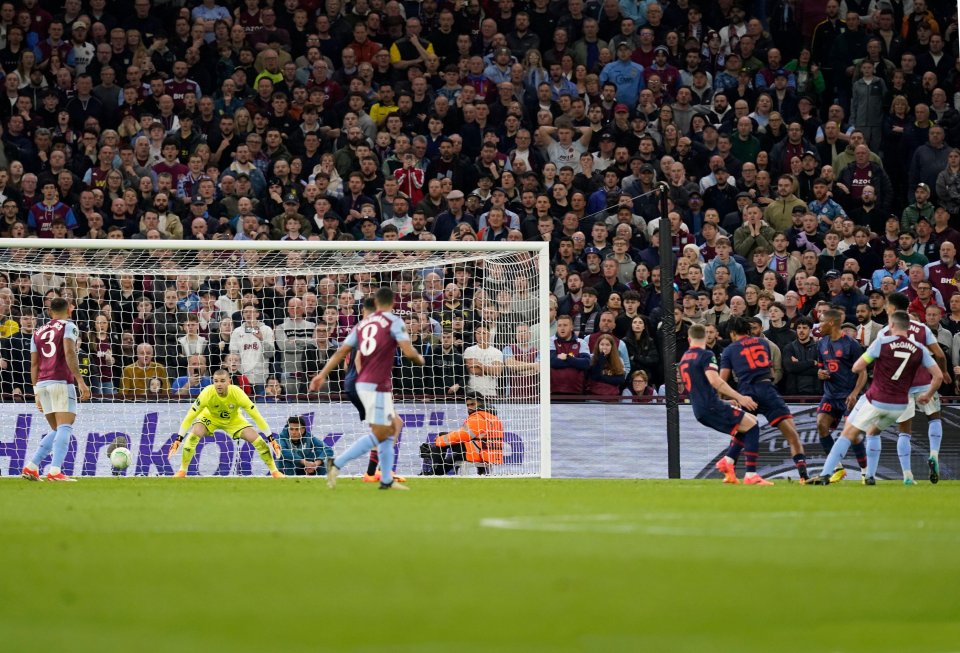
[419,392,504,475]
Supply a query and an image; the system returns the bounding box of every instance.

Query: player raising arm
[810,311,943,485]
[168,369,284,478]
[22,297,92,482]
[309,287,424,491]
[679,324,773,485]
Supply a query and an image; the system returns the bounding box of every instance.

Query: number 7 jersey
[863,334,934,406]
[343,310,410,391]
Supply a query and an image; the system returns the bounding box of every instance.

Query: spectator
[221,352,254,397]
[463,325,504,398]
[550,314,590,396]
[781,316,820,394]
[171,354,212,397]
[586,333,627,395]
[229,305,275,395]
[276,416,335,477]
[275,296,316,395]
[120,343,169,396]
[86,313,119,397]
[502,323,539,402]
[622,369,656,398]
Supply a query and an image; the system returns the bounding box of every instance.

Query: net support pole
[537,243,552,479]
[657,182,681,479]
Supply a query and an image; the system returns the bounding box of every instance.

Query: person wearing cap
[901,182,935,231]
[599,39,645,109]
[68,21,95,75]
[268,192,309,239]
[754,48,796,91]
[432,189,477,242]
[644,45,680,90]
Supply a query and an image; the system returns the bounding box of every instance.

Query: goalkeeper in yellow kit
[168,369,284,478]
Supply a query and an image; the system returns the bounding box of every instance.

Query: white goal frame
[0,238,552,479]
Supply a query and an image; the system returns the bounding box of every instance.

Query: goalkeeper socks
[851,440,867,474]
[819,435,834,455]
[820,437,851,477]
[50,424,73,472]
[366,449,379,476]
[377,437,395,485]
[865,435,882,478]
[334,433,379,471]
[180,434,202,471]
[29,431,58,468]
[928,419,942,458]
[897,434,912,475]
[253,437,277,472]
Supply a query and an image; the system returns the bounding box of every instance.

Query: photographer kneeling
[420,392,504,476]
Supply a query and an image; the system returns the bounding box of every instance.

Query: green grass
[2,479,959,652]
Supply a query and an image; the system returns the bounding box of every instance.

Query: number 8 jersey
[343,310,409,392]
[31,318,79,384]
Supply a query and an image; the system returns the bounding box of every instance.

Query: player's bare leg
[238,427,284,478]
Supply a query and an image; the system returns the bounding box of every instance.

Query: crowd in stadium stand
[0,0,958,402]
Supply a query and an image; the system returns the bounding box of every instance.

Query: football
[109,447,132,470]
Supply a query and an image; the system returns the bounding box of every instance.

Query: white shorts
[849,395,906,434]
[896,390,941,422]
[355,383,395,426]
[36,383,77,415]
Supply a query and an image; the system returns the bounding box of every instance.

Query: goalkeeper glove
[168,435,183,460]
[266,433,281,459]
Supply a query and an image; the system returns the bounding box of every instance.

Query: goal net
[0,239,550,479]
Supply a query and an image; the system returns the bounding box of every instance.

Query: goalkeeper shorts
[192,410,253,438]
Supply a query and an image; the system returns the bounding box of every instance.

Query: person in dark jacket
[829,271,869,323]
[763,302,797,357]
[276,416,335,476]
[781,316,821,395]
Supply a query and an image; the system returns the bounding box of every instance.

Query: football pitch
[2,479,958,652]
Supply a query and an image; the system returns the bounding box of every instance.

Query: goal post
[0,238,551,479]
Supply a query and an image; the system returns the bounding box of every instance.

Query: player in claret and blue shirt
[718,316,809,483]
[811,311,943,485]
[678,323,772,486]
[310,287,425,491]
[21,297,91,482]
[816,308,869,483]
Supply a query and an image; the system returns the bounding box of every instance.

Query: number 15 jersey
[343,310,409,391]
[720,336,773,387]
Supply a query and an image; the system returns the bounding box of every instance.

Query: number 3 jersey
[31,318,79,384]
[719,336,773,387]
[343,310,409,391]
[817,335,863,396]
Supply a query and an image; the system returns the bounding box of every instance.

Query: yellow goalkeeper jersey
[179,384,270,435]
